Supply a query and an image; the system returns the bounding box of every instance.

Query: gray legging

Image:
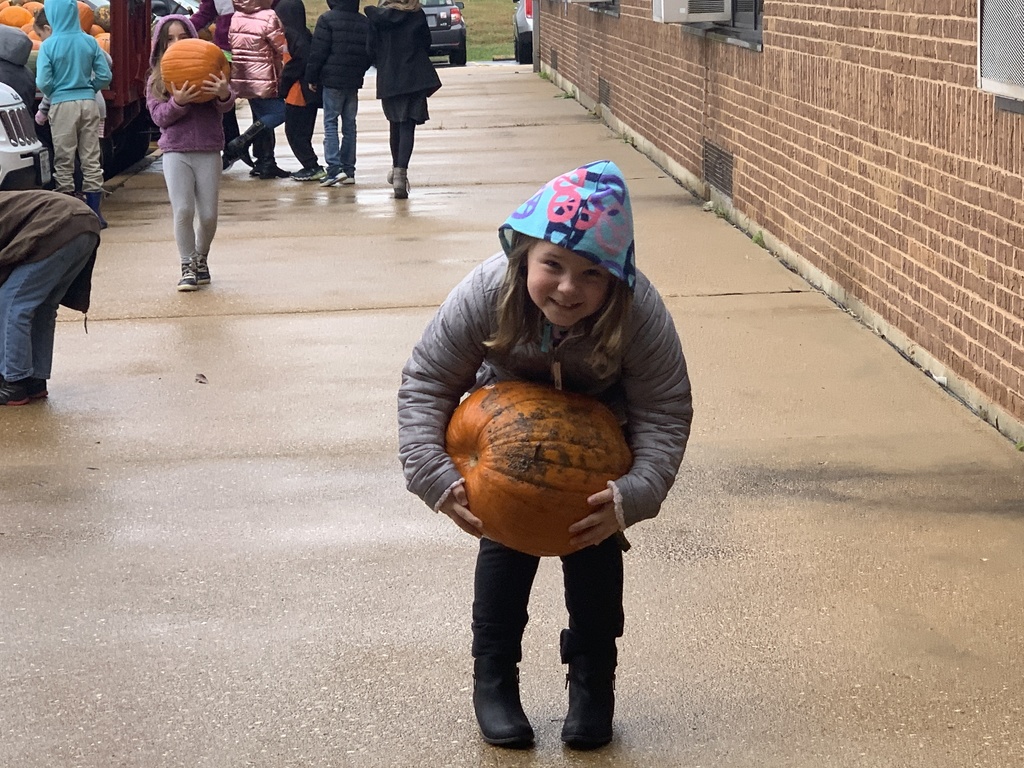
[161,151,222,265]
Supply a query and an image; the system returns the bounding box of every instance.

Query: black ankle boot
[223,121,266,166]
[562,655,616,750]
[472,659,534,749]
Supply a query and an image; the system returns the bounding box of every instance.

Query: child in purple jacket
[147,15,236,292]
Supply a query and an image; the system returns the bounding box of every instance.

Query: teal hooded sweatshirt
[36,0,111,104]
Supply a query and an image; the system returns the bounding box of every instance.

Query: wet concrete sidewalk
[3,63,1024,767]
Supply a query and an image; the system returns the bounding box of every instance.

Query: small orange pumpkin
[0,5,33,26]
[94,31,109,53]
[445,381,633,557]
[22,0,40,12]
[76,1,93,31]
[159,38,230,103]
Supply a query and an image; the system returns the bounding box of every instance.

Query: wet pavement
[3,63,1024,767]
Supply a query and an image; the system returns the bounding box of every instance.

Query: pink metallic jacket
[228,0,288,99]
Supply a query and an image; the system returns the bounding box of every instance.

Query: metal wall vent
[979,0,1024,99]
[703,139,734,198]
[598,77,612,108]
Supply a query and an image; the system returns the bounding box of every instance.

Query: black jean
[285,104,319,170]
[471,536,624,664]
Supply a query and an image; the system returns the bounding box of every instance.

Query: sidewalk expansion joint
[667,289,811,298]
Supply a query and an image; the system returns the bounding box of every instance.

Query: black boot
[472,658,534,749]
[223,121,266,166]
[561,651,616,750]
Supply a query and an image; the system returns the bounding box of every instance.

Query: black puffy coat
[305,0,371,92]
[364,4,440,101]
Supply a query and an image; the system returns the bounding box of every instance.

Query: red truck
[100,0,156,177]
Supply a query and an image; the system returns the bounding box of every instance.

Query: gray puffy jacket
[398,253,693,529]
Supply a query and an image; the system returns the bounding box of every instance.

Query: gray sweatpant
[161,151,221,265]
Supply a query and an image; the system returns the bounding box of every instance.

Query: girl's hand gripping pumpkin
[439,483,484,538]
[201,71,231,102]
[567,487,619,551]
[170,80,201,105]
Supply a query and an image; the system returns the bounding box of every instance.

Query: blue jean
[248,97,286,130]
[322,87,358,177]
[0,233,96,382]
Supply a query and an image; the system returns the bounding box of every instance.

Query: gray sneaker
[195,254,211,285]
[177,262,199,292]
[320,172,354,187]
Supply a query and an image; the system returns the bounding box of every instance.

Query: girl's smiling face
[525,240,612,329]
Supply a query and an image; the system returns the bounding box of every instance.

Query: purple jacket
[148,15,237,153]
[190,0,233,51]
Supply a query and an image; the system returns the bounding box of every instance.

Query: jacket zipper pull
[552,361,562,390]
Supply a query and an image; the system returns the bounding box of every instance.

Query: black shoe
[25,377,48,399]
[256,164,291,180]
[562,656,616,750]
[0,376,29,406]
[472,659,534,749]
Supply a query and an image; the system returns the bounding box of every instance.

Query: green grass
[303,0,513,62]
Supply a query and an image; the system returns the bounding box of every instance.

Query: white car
[0,83,51,190]
[513,0,533,64]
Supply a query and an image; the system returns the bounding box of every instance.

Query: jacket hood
[233,0,273,13]
[274,0,307,30]
[44,0,84,36]
[0,26,32,67]
[150,15,198,66]
[499,160,637,290]
[328,0,360,11]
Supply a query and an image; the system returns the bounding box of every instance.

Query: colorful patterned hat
[499,160,636,290]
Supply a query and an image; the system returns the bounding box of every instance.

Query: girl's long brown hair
[485,233,633,376]
[148,21,192,101]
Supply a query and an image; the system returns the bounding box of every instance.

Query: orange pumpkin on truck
[15,0,157,177]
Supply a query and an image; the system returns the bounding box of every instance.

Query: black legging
[471,536,624,664]
[389,120,416,169]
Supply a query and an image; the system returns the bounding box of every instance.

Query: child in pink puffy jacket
[222,0,289,178]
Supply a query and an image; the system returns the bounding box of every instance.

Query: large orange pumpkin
[76,1,92,31]
[0,5,33,27]
[445,381,632,557]
[94,31,109,53]
[159,38,230,103]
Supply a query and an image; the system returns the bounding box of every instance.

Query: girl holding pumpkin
[397,160,693,750]
[147,15,235,292]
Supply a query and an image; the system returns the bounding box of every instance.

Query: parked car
[0,83,51,191]
[513,0,532,64]
[423,0,467,67]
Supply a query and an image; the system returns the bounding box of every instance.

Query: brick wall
[539,0,1024,434]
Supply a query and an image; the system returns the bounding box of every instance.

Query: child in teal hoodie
[35,0,111,226]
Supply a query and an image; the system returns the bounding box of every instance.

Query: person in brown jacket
[0,190,100,405]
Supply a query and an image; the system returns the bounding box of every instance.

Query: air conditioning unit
[653,0,730,23]
[977,0,1024,101]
